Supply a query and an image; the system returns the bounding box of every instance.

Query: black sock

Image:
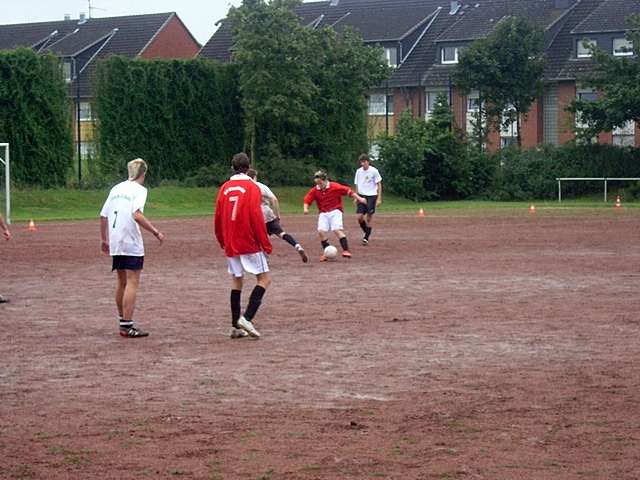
[339,237,349,251]
[358,219,368,234]
[321,239,330,249]
[365,226,372,240]
[231,289,241,327]
[244,285,266,322]
[282,233,298,248]
[119,319,133,329]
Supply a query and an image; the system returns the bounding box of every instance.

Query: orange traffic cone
[529,204,536,213]
[27,219,37,232]
[418,208,425,217]
[615,195,621,208]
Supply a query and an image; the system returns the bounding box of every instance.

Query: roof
[544,0,607,81]
[436,0,571,42]
[572,0,640,34]
[0,13,182,97]
[200,0,639,87]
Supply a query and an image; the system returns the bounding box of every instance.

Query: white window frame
[62,60,73,84]
[613,120,635,146]
[367,93,394,116]
[613,38,633,57]
[577,38,596,58]
[441,46,459,64]
[79,102,92,122]
[425,90,447,118]
[384,47,398,68]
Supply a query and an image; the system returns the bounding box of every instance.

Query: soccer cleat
[319,255,328,262]
[237,316,261,338]
[0,295,8,304]
[342,251,352,258]
[119,326,149,338]
[296,246,309,263]
[230,328,249,339]
[361,237,369,246]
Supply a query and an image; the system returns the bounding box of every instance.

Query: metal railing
[556,177,640,202]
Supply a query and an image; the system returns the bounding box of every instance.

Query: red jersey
[303,181,354,213]
[214,174,272,257]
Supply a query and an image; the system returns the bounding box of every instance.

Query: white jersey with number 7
[100,180,148,256]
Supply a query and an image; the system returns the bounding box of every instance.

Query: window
[500,104,518,142]
[467,92,481,112]
[367,93,394,116]
[441,46,459,64]
[384,47,398,68]
[62,60,73,83]
[577,91,597,103]
[613,38,633,56]
[426,91,447,116]
[613,121,635,146]
[368,142,380,161]
[79,142,96,157]
[79,102,92,122]
[577,38,596,58]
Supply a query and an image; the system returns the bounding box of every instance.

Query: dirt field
[1,209,639,479]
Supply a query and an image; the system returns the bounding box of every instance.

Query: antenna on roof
[88,0,107,19]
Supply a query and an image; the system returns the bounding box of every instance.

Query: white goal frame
[0,143,9,223]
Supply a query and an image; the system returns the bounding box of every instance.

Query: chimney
[64,14,71,21]
[449,1,461,15]
[78,12,87,24]
[330,0,339,6]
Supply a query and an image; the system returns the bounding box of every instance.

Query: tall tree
[454,16,545,148]
[570,15,640,140]
[228,0,388,177]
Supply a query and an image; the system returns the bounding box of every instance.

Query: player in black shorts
[353,154,383,245]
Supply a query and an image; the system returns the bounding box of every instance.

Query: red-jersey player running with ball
[303,170,366,261]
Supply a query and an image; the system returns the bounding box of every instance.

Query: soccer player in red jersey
[215,153,273,339]
[303,170,366,261]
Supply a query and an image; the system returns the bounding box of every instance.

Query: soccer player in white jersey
[247,169,308,263]
[0,214,11,303]
[354,153,382,245]
[100,159,164,338]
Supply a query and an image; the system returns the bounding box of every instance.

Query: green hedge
[488,144,640,200]
[0,48,72,187]
[95,57,243,185]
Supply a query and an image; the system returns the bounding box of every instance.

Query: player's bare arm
[351,193,367,204]
[133,210,164,244]
[271,196,282,219]
[377,182,383,206]
[99,215,109,253]
[0,214,10,241]
[303,203,310,215]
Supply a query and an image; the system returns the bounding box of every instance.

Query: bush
[0,49,73,187]
[487,143,640,200]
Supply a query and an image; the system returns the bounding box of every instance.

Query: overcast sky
[0,0,245,45]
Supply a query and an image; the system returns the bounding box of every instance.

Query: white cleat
[237,316,261,338]
[230,328,249,339]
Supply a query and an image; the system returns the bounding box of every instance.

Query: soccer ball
[324,245,338,259]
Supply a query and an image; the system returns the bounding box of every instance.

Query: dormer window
[577,38,596,58]
[441,46,459,64]
[62,60,73,83]
[384,47,398,68]
[613,38,633,57]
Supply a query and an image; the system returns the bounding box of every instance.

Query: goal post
[0,143,9,224]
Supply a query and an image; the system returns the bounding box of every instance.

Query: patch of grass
[257,469,275,480]
[169,468,186,475]
[7,186,638,223]
[10,463,35,479]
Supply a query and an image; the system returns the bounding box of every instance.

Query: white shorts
[318,209,343,232]
[227,252,270,277]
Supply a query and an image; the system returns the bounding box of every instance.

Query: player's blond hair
[128,158,148,181]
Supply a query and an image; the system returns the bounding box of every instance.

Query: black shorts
[356,195,377,215]
[112,255,144,271]
[266,219,284,236]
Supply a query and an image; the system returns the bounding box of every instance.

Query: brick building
[200,0,640,152]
